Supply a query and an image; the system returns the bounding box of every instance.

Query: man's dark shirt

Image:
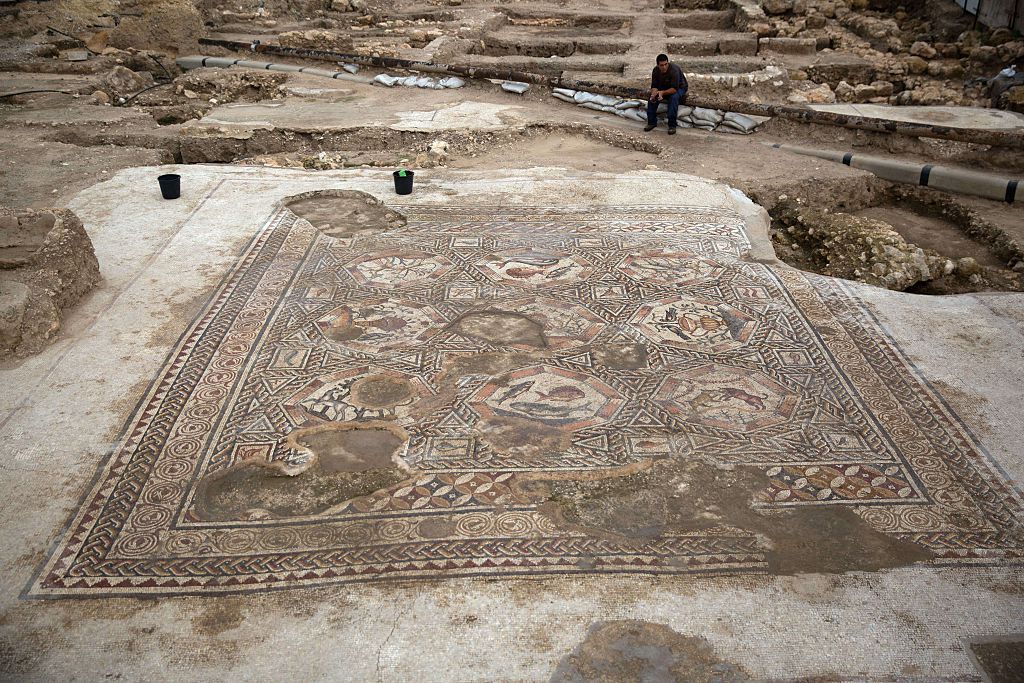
[651,62,687,95]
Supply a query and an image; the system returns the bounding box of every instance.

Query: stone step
[475,33,632,58]
[677,55,771,74]
[758,37,818,55]
[663,10,736,31]
[667,32,757,56]
[451,54,625,76]
[496,4,633,30]
[666,0,730,11]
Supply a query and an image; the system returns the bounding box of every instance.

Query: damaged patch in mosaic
[194,421,409,521]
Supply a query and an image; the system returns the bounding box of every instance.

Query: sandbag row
[374,74,466,89]
[550,88,761,134]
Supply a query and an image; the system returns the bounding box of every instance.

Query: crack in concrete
[375,594,419,682]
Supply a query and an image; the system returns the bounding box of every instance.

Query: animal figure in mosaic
[689,386,768,413]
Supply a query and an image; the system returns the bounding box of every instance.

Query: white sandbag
[657,103,668,114]
[723,112,759,132]
[691,106,724,124]
[614,99,642,110]
[578,101,605,111]
[501,81,530,94]
[552,92,576,103]
[627,109,647,122]
[719,125,750,134]
[341,63,359,74]
[414,76,435,88]
[400,75,419,87]
[439,76,465,88]
[374,74,399,87]
[574,91,596,103]
[553,87,576,97]
[591,94,618,107]
[678,105,693,117]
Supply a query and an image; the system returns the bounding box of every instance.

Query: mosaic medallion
[471,364,624,429]
[29,198,1024,597]
[632,296,757,352]
[285,367,430,425]
[654,365,798,432]
[345,250,451,288]
[619,249,725,285]
[475,248,592,286]
[315,300,445,351]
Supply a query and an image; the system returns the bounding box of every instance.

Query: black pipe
[117,81,174,106]
[0,89,76,98]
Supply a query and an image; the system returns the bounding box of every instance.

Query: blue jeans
[647,89,684,128]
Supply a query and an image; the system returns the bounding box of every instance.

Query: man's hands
[650,88,662,102]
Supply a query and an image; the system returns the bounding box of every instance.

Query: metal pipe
[766,142,1022,203]
[196,38,1024,150]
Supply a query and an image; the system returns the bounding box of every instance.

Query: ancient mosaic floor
[29,191,1024,596]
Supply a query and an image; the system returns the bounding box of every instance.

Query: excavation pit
[854,205,1002,268]
[768,188,1023,295]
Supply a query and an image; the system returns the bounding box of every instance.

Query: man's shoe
[643,124,656,132]
[668,128,677,135]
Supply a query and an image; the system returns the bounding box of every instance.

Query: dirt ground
[1,1,1024,680]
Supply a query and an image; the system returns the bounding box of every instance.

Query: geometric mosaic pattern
[30,198,1024,596]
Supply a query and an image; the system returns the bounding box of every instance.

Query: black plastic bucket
[393,170,414,195]
[158,173,181,200]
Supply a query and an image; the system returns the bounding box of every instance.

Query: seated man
[646,53,688,135]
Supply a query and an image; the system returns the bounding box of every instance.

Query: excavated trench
[45,119,665,167]
[766,185,1024,295]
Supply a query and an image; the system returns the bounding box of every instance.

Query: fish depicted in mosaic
[508,400,594,419]
[505,267,545,279]
[535,385,587,402]
[494,380,535,404]
[507,254,561,267]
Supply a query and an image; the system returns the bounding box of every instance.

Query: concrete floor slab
[191,91,534,133]
[1,165,1022,681]
[809,103,1024,131]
